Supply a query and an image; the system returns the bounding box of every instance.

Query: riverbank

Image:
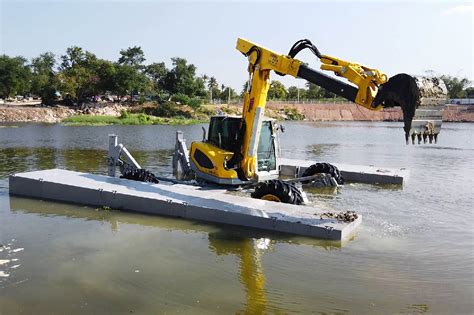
[265,102,474,122]
[1,102,473,124]
[0,104,128,123]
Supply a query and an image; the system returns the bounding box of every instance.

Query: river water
[0,121,473,314]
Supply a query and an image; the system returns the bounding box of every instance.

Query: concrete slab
[9,169,361,241]
[280,158,408,185]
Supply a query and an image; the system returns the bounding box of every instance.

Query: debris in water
[319,210,359,222]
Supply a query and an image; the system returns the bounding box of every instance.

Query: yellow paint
[189,141,238,179]
[260,194,281,202]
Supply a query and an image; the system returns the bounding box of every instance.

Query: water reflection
[209,230,268,314]
[0,147,175,179]
[9,197,344,250]
[9,196,345,313]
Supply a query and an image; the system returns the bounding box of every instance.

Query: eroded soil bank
[0,104,128,123]
[266,103,474,122]
[0,103,472,123]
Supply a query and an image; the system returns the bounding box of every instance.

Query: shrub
[154,101,179,118]
[170,93,191,105]
[187,97,202,110]
[120,110,130,119]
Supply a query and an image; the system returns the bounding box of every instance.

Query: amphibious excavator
[123,38,447,204]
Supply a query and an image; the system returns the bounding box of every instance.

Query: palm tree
[208,76,218,102]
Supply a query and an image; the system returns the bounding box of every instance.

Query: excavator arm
[237,38,447,143]
[235,38,447,180]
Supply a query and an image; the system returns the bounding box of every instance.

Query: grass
[61,103,308,126]
[62,112,206,126]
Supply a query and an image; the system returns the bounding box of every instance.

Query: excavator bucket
[374,74,447,144]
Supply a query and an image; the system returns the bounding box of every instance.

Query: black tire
[301,162,344,185]
[251,180,305,205]
[120,168,160,184]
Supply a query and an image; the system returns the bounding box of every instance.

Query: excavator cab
[189,115,280,185]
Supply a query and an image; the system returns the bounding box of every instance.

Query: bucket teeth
[374,74,447,144]
[406,76,446,145]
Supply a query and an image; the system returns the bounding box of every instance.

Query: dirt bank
[267,102,474,122]
[0,104,129,123]
[0,103,472,123]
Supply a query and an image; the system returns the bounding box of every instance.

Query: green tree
[95,59,117,94]
[31,52,59,105]
[219,86,237,103]
[464,86,474,97]
[305,82,324,99]
[287,86,307,100]
[113,63,149,98]
[60,46,87,69]
[440,75,471,98]
[163,57,205,97]
[207,76,219,101]
[117,47,149,100]
[194,76,207,98]
[118,46,145,69]
[58,47,100,101]
[267,80,287,100]
[0,55,31,98]
[146,62,168,93]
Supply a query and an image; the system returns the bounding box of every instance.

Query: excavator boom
[237,38,447,145]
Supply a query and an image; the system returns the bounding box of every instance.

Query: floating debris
[319,210,359,222]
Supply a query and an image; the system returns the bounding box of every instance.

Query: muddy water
[0,122,473,314]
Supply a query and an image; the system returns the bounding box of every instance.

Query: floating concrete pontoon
[9,169,361,241]
[280,158,408,185]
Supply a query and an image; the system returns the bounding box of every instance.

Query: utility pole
[228,88,231,105]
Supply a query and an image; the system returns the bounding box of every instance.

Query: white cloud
[443,4,473,15]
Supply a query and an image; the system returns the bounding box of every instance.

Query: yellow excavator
[184,38,446,203]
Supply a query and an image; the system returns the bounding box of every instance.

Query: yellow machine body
[189,37,446,185]
[189,141,238,181]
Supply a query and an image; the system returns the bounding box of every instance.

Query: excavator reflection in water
[209,230,269,314]
[9,197,343,313]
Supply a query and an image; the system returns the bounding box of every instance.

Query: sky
[1,0,473,91]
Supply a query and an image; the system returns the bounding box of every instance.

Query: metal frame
[107,134,141,177]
